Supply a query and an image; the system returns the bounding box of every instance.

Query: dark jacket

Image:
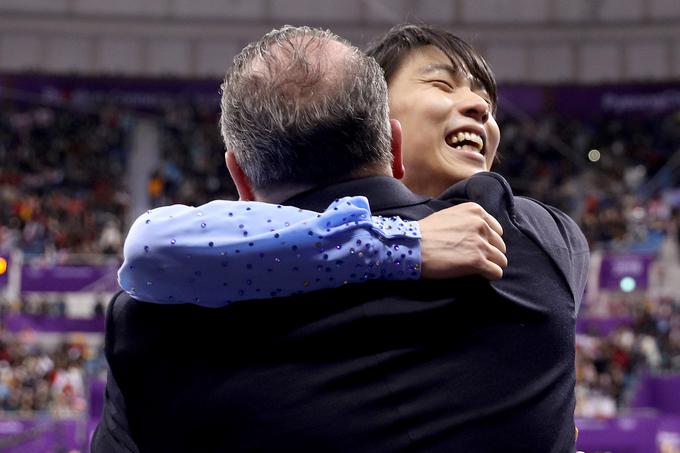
[92,173,588,453]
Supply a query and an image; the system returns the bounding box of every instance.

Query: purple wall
[3,313,105,333]
[575,374,680,453]
[632,374,680,415]
[576,413,680,453]
[21,263,119,293]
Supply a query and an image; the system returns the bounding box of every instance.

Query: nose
[459,90,490,124]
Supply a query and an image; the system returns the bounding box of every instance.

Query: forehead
[390,45,470,82]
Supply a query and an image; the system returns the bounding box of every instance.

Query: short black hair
[366,24,497,112]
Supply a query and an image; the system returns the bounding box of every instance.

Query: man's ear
[225,150,256,201]
[390,119,405,180]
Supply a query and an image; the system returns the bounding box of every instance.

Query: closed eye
[430,80,454,91]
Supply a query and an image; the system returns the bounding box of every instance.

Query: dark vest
[92,173,588,453]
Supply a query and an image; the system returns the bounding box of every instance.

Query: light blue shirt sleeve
[119,196,422,307]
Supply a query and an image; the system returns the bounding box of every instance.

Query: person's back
[102,171,584,452]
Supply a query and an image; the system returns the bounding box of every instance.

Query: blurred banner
[20,264,118,293]
[3,74,680,117]
[3,313,104,333]
[599,253,655,291]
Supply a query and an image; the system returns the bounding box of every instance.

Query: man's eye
[431,80,454,91]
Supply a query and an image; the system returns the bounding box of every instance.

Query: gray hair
[220,25,392,193]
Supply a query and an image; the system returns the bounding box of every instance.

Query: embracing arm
[119,197,506,307]
[120,197,421,306]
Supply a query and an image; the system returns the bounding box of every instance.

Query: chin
[449,167,484,184]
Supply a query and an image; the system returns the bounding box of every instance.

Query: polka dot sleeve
[118,197,421,307]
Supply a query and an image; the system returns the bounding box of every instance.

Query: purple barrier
[576,413,680,453]
[599,253,655,291]
[0,418,86,452]
[576,415,658,453]
[632,374,680,415]
[89,378,106,419]
[575,374,680,453]
[577,316,634,335]
[3,313,105,333]
[21,263,119,293]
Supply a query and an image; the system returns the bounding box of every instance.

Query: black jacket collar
[284,176,431,214]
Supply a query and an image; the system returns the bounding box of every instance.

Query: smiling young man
[385,46,499,196]
[368,24,501,197]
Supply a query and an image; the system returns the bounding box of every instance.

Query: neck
[253,165,394,203]
[252,184,313,203]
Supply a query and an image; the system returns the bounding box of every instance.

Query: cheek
[486,123,501,165]
[393,110,429,154]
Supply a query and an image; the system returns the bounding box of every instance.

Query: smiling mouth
[445,131,485,155]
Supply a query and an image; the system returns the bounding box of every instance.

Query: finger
[487,227,507,255]
[480,261,504,281]
[482,211,503,237]
[486,241,508,269]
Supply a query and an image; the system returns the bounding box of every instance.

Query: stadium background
[0,0,679,451]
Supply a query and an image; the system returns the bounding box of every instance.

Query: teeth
[447,130,484,152]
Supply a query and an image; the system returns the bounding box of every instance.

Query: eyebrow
[420,63,490,98]
[419,63,461,78]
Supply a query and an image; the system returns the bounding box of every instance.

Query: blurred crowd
[0,328,92,417]
[575,295,680,418]
[3,295,105,319]
[0,103,132,257]
[148,103,237,207]
[494,111,680,252]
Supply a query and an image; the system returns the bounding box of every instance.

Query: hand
[418,202,507,280]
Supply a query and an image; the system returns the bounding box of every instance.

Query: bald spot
[249,36,352,100]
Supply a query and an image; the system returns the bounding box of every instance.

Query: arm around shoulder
[118,197,422,307]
